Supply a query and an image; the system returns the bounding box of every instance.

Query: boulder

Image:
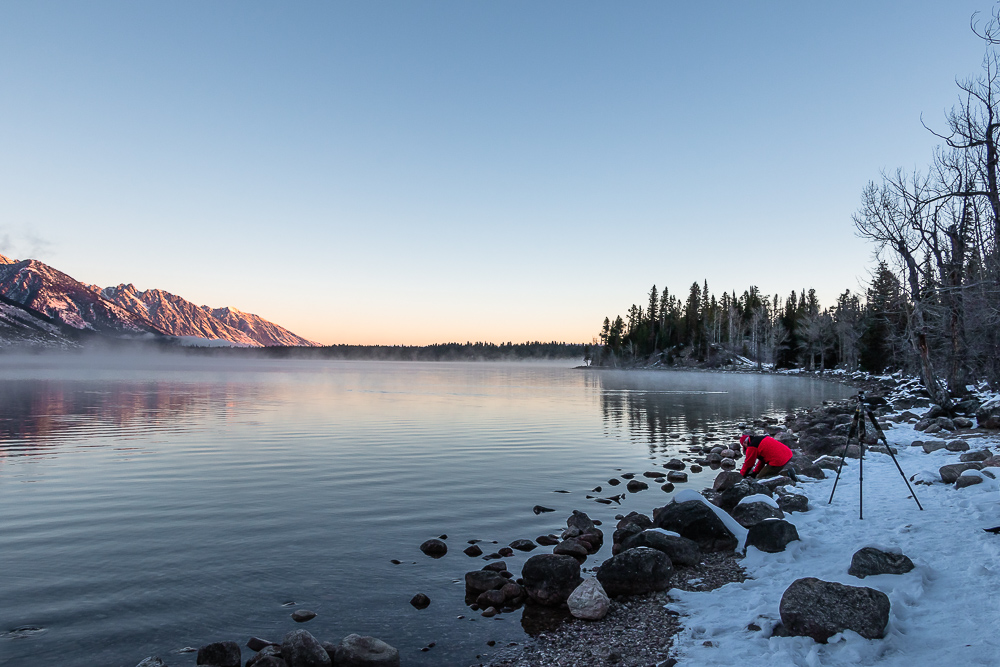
[946,439,970,452]
[248,647,288,667]
[291,609,316,623]
[921,440,948,454]
[717,480,771,512]
[731,501,784,528]
[776,493,809,513]
[419,539,447,558]
[666,471,688,483]
[664,459,686,470]
[567,578,610,620]
[619,530,701,567]
[521,554,583,606]
[197,641,241,667]
[247,638,279,652]
[787,453,824,479]
[847,547,915,578]
[712,471,744,492]
[465,570,506,594]
[333,634,399,667]
[282,630,332,667]
[758,475,795,491]
[954,417,974,429]
[627,479,649,492]
[553,538,589,560]
[779,577,891,642]
[652,500,738,552]
[566,510,595,533]
[813,455,844,471]
[616,511,653,531]
[746,519,799,553]
[463,544,483,557]
[409,593,430,609]
[960,449,993,462]
[936,417,956,431]
[976,396,1000,428]
[956,474,984,489]
[596,547,673,597]
[509,539,537,552]
[249,657,286,667]
[940,462,984,484]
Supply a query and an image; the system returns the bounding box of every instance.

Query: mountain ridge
[0,253,318,348]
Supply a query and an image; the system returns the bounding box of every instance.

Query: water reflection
[0,379,262,457]
[594,370,852,453]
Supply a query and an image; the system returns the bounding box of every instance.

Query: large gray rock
[946,439,970,452]
[960,449,994,462]
[521,554,583,606]
[746,519,799,553]
[248,648,287,667]
[197,641,241,667]
[956,474,984,489]
[776,493,809,513]
[716,480,772,512]
[282,630,332,667]
[618,530,701,567]
[779,577,890,642]
[712,470,744,492]
[567,578,610,620]
[787,453,824,480]
[731,501,784,528]
[567,510,596,533]
[940,462,984,484]
[848,547,915,578]
[333,634,399,667]
[419,538,447,557]
[976,396,1000,428]
[653,500,738,552]
[596,547,673,597]
[465,569,506,594]
[921,440,948,454]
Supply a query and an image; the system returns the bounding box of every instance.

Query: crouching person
[738,433,795,480]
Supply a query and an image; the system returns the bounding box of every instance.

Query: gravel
[477,552,746,667]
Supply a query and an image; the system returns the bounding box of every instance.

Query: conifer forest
[591,8,1000,410]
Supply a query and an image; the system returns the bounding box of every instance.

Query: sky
[0,1,993,345]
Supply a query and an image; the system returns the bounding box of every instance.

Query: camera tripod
[828,392,923,519]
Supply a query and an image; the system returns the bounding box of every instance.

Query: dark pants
[754,464,786,479]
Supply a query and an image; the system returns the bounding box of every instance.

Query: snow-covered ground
[667,415,1000,666]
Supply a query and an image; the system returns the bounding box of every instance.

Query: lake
[0,354,854,666]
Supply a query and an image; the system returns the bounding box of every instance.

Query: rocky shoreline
[140,370,1000,667]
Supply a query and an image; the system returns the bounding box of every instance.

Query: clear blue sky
[0,1,990,344]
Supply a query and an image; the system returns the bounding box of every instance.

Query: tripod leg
[829,406,861,505]
[865,407,924,511]
[859,430,864,520]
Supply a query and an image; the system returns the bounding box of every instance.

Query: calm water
[0,355,853,666]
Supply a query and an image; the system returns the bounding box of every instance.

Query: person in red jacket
[739,433,794,479]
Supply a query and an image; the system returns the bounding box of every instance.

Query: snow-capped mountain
[0,253,319,348]
[205,306,318,347]
[0,255,160,336]
[0,292,82,348]
[100,284,260,346]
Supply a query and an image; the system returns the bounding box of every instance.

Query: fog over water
[0,353,853,666]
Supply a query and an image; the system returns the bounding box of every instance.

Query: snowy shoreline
[484,376,1000,667]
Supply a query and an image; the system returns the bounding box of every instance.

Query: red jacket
[740,435,793,477]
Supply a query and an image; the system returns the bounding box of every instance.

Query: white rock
[567,577,610,620]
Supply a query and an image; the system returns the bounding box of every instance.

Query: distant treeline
[597,8,1000,409]
[189,341,586,361]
